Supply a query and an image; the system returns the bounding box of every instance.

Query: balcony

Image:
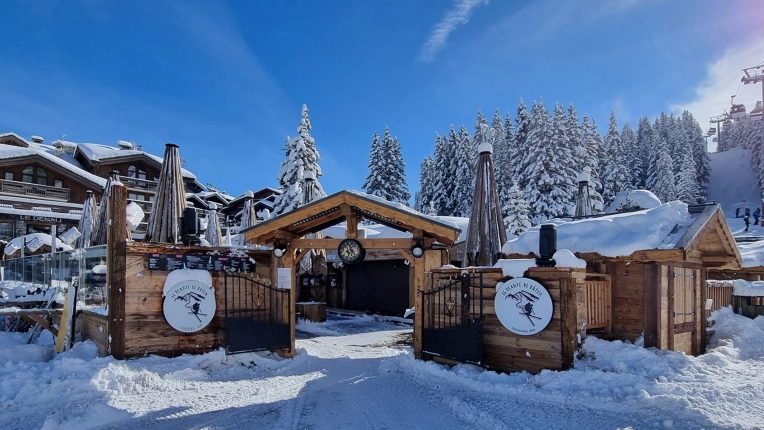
[117,175,158,193]
[0,179,70,201]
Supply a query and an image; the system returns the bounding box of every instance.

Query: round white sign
[495,278,553,335]
[163,279,216,333]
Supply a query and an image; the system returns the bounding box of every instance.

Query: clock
[338,238,365,265]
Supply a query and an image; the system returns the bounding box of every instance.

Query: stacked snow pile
[503,201,692,258]
[604,190,661,214]
[737,240,764,268]
[731,279,764,297]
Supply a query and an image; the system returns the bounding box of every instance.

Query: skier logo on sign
[506,290,542,326]
[175,292,208,323]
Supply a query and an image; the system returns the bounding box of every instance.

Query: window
[22,166,47,185]
[27,224,52,235]
[138,169,146,180]
[54,180,63,188]
[128,165,136,178]
[0,222,12,238]
[4,172,13,181]
[128,193,146,201]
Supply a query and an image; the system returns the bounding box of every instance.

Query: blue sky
[2,0,763,199]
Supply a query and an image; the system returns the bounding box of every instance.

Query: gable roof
[0,142,106,189]
[243,190,461,246]
[77,143,197,179]
[503,202,742,269]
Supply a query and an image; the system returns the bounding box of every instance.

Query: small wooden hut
[504,203,742,355]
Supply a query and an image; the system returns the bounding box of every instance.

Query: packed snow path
[2,310,763,429]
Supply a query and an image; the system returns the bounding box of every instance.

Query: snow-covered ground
[1,310,763,429]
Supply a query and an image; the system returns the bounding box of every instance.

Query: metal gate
[421,272,484,364]
[224,272,291,355]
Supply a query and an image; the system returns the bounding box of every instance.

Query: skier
[736,207,741,218]
[744,210,751,232]
[754,208,761,226]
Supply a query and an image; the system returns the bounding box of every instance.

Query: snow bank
[605,189,662,213]
[730,279,764,296]
[503,201,692,258]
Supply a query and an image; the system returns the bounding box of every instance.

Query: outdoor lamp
[272,239,288,258]
[410,239,425,258]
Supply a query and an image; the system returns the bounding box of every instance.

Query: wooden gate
[584,275,611,332]
[671,267,701,355]
[421,272,483,364]
[224,273,291,355]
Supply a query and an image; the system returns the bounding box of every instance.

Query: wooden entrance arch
[243,190,461,358]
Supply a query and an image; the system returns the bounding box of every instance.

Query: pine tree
[433,128,458,215]
[581,115,605,213]
[452,126,475,217]
[676,150,698,204]
[550,103,576,213]
[503,182,531,236]
[387,135,411,205]
[602,111,629,207]
[635,117,655,189]
[414,156,436,212]
[273,104,325,215]
[681,110,710,202]
[491,109,512,220]
[621,123,640,189]
[362,131,387,199]
[652,137,677,203]
[523,99,570,222]
[514,99,531,188]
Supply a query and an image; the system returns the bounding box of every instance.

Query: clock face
[338,239,365,265]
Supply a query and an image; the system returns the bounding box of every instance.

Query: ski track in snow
[1,313,763,429]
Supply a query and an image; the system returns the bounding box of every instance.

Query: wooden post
[643,263,660,348]
[107,183,127,359]
[411,253,425,359]
[559,274,580,370]
[667,265,675,352]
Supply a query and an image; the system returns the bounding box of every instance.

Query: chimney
[30,136,44,144]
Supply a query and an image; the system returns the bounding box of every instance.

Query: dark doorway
[347,260,409,316]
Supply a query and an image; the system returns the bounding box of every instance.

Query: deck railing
[0,179,70,201]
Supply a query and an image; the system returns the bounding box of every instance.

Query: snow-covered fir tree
[635,117,655,189]
[621,123,640,189]
[652,137,677,203]
[491,109,512,220]
[676,150,698,204]
[549,102,576,211]
[452,125,475,217]
[514,99,531,186]
[388,135,411,205]
[503,182,531,236]
[522,99,571,222]
[581,115,605,213]
[432,129,458,215]
[273,104,325,215]
[414,156,436,212]
[362,131,386,198]
[681,111,710,201]
[602,111,629,207]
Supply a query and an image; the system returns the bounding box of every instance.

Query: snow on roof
[502,201,694,258]
[77,143,196,179]
[344,190,461,231]
[604,190,662,214]
[0,142,106,187]
[0,206,82,220]
[736,241,764,268]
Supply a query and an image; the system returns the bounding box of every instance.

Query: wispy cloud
[671,38,764,151]
[418,0,489,63]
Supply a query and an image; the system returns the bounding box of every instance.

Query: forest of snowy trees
[414,100,712,235]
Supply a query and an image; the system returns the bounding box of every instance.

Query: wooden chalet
[507,203,742,356]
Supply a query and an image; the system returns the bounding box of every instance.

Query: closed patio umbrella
[144,143,186,244]
[92,176,113,246]
[464,124,507,267]
[77,191,97,248]
[236,190,256,246]
[204,203,223,246]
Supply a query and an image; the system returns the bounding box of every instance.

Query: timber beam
[289,238,436,250]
